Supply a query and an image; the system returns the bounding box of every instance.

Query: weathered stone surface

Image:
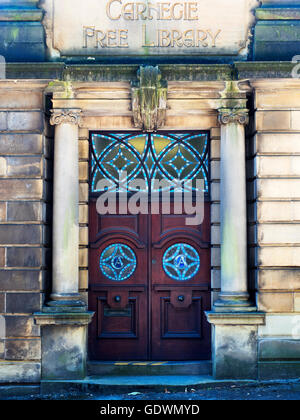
[256,156,300,177]
[0,22,45,62]
[6,247,43,268]
[257,292,294,313]
[6,293,41,314]
[256,111,291,131]
[6,112,44,132]
[294,293,300,311]
[0,270,41,292]
[0,293,4,313]
[0,248,5,267]
[259,361,300,380]
[0,180,43,200]
[256,179,300,200]
[5,339,41,361]
[257,201,300,223]
[213,324,259,379]
[255,133,300,155]
[254,21,300,61]
[5,316,40,337]
[0,361,41,383]
[259,314,300,338]
[258,269,300,291]
[257,246,300,267]
[79,270,88,290]
[259,338,300,361]
[0,225,42,245]
[6,157,42,177]
[41,325,87,380]
[257,224,300,245]
[0,134,43,155]
[0,91,43,110]
[7,202,42,222]
[0,203,6,222]
[0,157,7,176]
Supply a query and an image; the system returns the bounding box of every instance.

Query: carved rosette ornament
[218,109,249,126]
[131,66,168,132]
[50,109,82,126]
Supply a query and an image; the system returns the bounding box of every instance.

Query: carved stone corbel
[131,66,167,131]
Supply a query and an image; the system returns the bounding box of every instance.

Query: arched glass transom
[100,244,137,282]
[90,132,209,193]
[163,243,200,281]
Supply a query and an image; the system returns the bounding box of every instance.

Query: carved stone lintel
[50,109,82,126]
[218,108,249,126]
[131,66,168,132]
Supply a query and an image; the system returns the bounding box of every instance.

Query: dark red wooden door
[88,203,211,361]
[88,131,211,361]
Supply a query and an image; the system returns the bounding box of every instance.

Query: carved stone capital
[50,109,82,126]
[218,109,249,126]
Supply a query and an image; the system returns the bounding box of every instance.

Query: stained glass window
[163,243,200,281]
[100,244,137,282]
[90,132,209,193]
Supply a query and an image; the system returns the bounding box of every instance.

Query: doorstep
[40,375,258,394]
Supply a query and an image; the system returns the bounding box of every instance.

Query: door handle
[170,291,192,309]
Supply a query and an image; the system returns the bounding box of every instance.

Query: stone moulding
[206,312,266,326]
[34,312,94,326]
[131,66,167,131]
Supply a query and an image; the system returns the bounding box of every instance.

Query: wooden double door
[88,203,211,361]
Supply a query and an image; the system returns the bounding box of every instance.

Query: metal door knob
[178,295,185,302]
[114,295,121,303]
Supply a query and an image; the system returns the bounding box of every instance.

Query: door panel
[89,202,149,360]
[151,203,211,360]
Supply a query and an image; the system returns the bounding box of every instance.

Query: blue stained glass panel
[90,132,209,193]
[163,243,200,281]
[100,244,137,282]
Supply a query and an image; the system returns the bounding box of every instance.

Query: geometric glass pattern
[99,243,137,282]
[163,243,200,281]
[90,132,209,193]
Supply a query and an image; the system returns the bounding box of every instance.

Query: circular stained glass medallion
[163,243,200,281]
[100,244,137,282]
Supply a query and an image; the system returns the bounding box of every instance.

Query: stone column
[34,106,93,381]
[214,85,254,312]
[48,108,85,310]
[206,82,265,380]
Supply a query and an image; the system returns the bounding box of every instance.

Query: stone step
[87,361,212,377]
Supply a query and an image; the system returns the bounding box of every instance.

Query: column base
[214,292,256,312]
[206,311,265,380]
[34,310,94,380]
[46,293,86,313]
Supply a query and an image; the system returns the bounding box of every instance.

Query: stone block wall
[0,80,50,382]
[251,79,300,379]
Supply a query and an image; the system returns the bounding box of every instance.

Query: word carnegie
[83,0,222,50]
[106,0,200,21]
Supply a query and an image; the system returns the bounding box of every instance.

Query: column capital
[50,108,82,126]
[218,108,249,126]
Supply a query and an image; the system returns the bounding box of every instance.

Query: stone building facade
[0,0,300,385]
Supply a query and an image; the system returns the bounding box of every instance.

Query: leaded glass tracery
[90,132,209,193]
[99,243,137,282]
[163,243,200,281]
